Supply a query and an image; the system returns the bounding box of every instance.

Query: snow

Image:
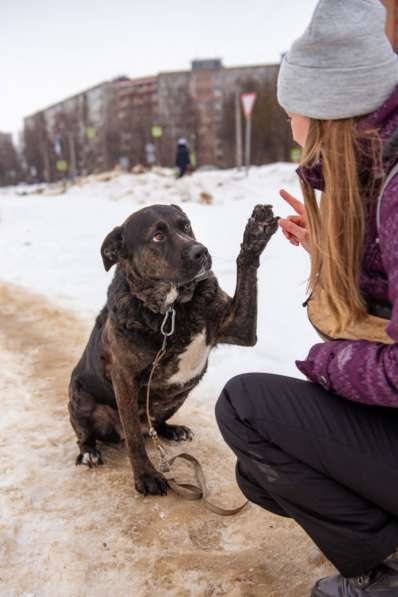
[0,165,328,597]
[0,164,318,386]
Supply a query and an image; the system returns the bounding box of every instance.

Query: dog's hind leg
[152,394,193,441]
[92,404,124,443]
[68,381,109,467]
[155,422,194,442]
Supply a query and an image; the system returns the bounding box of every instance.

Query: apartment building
[23,60,289,181]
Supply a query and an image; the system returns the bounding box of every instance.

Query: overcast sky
[1,0,318,135]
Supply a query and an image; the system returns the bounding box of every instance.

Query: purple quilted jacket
[296,86,398,407]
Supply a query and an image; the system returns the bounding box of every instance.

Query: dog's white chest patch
[164,286,178,308]
[167,329,210,385]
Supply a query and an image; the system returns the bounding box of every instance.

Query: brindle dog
[68,203,278,495]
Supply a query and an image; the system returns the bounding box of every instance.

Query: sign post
[56,159,68,173]
[290,147,301,162]
[235,90,243,169]
[241,92,257,176]
[151,125,163,139]
[85,127,96,140]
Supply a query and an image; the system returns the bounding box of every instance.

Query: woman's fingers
[287,214,306,227]
[279,189,306,216]
[279,219,298,241]
[279,215,308,237]
[281,219,307,242]
[278,192,310,253]
[281,227,294,241]
[281,224,300,246]
[278,218,309,250]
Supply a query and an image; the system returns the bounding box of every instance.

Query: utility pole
[241,92,257,177]
[245,114,251,176]
[42,139,51,183]
[39,113,51,182]
[235,89,243,169]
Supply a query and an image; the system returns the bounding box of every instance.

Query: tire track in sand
[0,282,333,597]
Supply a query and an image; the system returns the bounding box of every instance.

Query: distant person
[216,0,398,595]
[175,138,191,178]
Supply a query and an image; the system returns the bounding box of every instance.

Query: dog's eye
[184,223,191,233]
[153,232,165,243]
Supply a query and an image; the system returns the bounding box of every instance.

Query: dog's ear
[171,204,184,214]
[101,226,124,271]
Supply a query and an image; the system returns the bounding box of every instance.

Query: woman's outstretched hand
[278,189,311,253]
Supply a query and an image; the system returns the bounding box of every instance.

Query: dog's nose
[186,244,208,262]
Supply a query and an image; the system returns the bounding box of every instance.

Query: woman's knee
[215,373,256,431]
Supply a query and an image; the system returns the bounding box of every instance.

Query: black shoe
[311,563,398,596]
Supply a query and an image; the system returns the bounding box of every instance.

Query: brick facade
[23,60,289,181]
[24,80,117,180]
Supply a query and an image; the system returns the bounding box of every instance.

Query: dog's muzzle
[180,243,211,283]
[184,243,209,264]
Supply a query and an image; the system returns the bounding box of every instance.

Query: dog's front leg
[216,205,278,346]
[111,367,168,496]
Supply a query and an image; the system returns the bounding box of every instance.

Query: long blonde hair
[300,118,383,333]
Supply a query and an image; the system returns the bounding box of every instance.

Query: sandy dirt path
[0,283,333,597]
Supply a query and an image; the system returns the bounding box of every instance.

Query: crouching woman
[216,0,398,595]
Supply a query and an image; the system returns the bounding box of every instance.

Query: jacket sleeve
[296,175,398,407]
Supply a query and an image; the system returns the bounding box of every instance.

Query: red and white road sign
[241,92,257,118]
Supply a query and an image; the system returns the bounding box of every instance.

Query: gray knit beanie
[277,0,398,120]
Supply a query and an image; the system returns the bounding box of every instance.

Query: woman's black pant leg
[215,372,398,578]
[235,461,289,518]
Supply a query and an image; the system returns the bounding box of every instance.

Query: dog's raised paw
[251,204,275,223]
[242,204,278,254]
[249,205,278,235]
[156,423,194,442]
[135,470,168,496]
[76,448,104,468]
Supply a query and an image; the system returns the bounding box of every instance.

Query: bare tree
[23,113,52,182]
[0,134,22,186]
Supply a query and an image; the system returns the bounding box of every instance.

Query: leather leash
[145,306,248,516]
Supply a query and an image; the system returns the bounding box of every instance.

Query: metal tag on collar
[161,306,176,337]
